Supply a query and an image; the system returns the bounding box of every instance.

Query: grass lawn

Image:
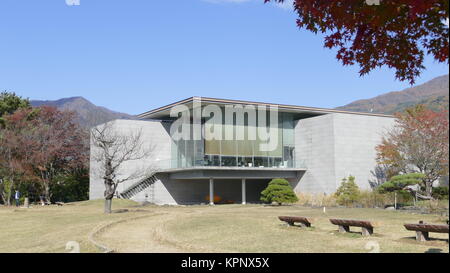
[0,200,448,253]
[0,199,139,253]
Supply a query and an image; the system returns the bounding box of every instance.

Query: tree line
[0,92,89,205]
[1,91,448,209]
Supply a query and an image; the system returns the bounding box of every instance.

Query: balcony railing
[152,157,306,171]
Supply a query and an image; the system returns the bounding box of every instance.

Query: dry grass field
[0,200,448,253]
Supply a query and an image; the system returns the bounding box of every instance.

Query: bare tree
[91,121,156,213]
[368,165,390,190]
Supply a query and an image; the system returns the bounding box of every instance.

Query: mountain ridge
[336,74,449,114]
[30,74,449,127]
[31,96,133,128]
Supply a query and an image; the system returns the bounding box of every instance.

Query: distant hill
[30,74,448,128]
[337,74,449,114]
[31,97,133,128]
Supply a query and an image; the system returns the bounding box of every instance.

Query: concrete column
[241,179,247,205]
[416,231,429,242]
[362,227,373,237]
[338,225,350,233]
[209,178,214,205]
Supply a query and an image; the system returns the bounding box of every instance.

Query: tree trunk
[104,198,112,214]
[425,181,433,198]
[44,183,51,204]
[5,194,11,206]
[41,171,52,204]
[103,177,116,214]
[0,180,7,205]
[5,180,13,206]
[394,192,397,210]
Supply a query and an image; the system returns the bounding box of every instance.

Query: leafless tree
[368,165,387,190]
[91,121,156,213]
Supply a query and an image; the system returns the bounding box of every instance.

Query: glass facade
[171,109,298,169]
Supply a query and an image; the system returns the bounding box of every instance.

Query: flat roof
[137,96,394,120]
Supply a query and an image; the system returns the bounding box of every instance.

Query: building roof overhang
[137,97,394,120]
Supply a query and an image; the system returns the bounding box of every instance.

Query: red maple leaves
[0,106,88,201]
[265,0,449,84]
[376,105,449,196]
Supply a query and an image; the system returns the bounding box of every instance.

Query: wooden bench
[404,221,449,242]
[279,216,312,228]
[330,218,375,236]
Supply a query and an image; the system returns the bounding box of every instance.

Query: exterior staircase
[119,175,158,200]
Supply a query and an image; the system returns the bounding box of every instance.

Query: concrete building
[89,97,396,205]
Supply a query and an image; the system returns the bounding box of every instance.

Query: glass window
[204,155,220,166]
[254,157,268,167]
[173,106,296,169]
[238,156,253,167]
[221,156,237,167]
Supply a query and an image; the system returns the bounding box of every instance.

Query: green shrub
[261,179,298,205]
[51,171,89,203]
[432,187,449,200]
[334,176,361,207]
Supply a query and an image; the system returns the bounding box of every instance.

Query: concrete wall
[333,113,395,191]
[294,114,337,194]
[294,113,395,194]
[89,119,172,200]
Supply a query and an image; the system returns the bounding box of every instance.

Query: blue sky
[0,0,448,115]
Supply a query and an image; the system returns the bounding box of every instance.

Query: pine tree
[335,176,361,207]
[261,178,298,205]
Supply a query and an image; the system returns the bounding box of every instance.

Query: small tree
[335,176,361,207]
[0,92,30,204]
[0,178,13,205]
[31,107,88,203]
[378,173,425,207]
[91,121,156,214]
[261,178,298,205]
[0,91,30,124]
[0,108,37,206]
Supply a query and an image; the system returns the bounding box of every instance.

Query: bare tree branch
[91,121,157,213]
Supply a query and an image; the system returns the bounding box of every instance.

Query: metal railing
[152,157,307,170]
[120,175,158,199]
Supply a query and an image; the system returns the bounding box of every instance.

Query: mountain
[30,74,448,127]
[31,97,133,128]
[337,74,449,114]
